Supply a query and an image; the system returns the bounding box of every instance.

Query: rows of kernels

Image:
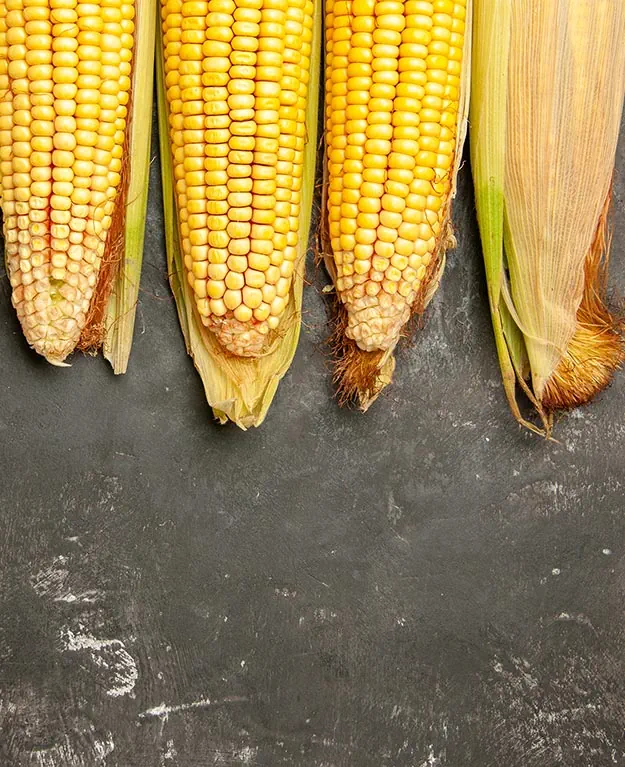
[0,0,10,203]
[4,0,72,357]
[180,0,209,322]
[85,0,135,261]
[272,0,311,327]
[245,0,284,328]
[326,0,465,352]
[324,0,345,262]
[161,0,184,221]
[162,0,313,356]
[220,0,265,327]
[0,0,14,238]
[49,0,86,334]
[0,0,134,360]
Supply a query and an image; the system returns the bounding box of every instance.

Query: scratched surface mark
[1,110,625,767]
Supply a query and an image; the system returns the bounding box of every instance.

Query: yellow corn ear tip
[29,335,77,366]
[343,295,410,352]
[327,286,395,412]
[207,316,269,358]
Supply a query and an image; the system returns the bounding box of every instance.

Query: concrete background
[0,107,624,766]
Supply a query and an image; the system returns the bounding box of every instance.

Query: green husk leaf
[470,0,547,435]
[157,0,321,428]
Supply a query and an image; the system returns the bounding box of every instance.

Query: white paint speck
[60,625,138,697]
[387,491,403,524]
[31,556,103,604]
[240,660,246,668]
[138,695,248,721]
[92,735,116,760]
[274,587,297,598]
[603,548,612,556]
[161,739,177,764]
[32,733,114,766]
[420,745,443,767]
[314,608,338,622]
[555,612,594,628]
[552,568,561,576]
[236,746,258,764]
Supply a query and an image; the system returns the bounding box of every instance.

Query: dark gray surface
[1,106,625,767]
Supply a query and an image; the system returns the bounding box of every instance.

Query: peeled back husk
[471,0,625,435]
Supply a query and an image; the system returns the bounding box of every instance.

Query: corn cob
[161,0,314,358]
[324,0,470,407]
[0,0,138,363]
[157,0,320,427]
[471,0,625,435]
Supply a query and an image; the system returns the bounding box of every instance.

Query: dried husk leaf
[322,1,473,411]
[471,0,625,435]
[157,0,321,429]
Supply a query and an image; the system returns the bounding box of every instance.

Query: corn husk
[157,0,321,429]
[102,0,157,373]
[321,2,473,412]
[471,0,625,435]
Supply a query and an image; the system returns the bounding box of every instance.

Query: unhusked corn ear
[471,0,625,435]
[161,0,314,358]
[0,0,135,363]
[325,0,467,353]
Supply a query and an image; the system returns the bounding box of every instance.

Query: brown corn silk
[157,0,321,428]
[471,0,625,435]
[0,0,153,367]
[323,0,472,411]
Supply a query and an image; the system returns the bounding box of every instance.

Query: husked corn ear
[0,0,135,363]
[325,0,466,352]
[161,0,313,357]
